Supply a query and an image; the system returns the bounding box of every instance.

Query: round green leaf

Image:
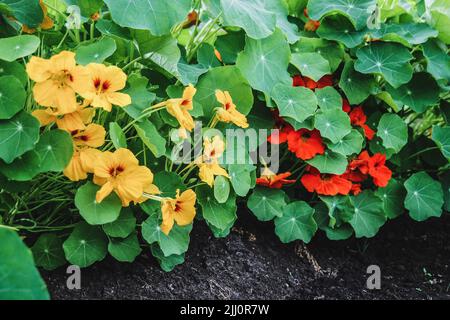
[371,23,438,47]
[109,122,127,149]
[213,175,230,204]
[432,125,450,160]
[197,184,237,232]
[339,60,376,105]
[422,39,450,82]
[102,208,137,238]
[386,72,440,113]
[195,65,254,119]
[141,213,192,257]
[328,129,364,156]
[0,228,49,300]
[134,120,166,158]
[75,37,117,65]
[274,201,317,243]
[355,42,413,88]
[104,0,192,36]
[248,187,287,221]
[315,86,342,111]
[0,35,40,62]
[404,172,444,221]
[75,182,122,225]
[62,222,108,268]
[291,52,331,82]
[0,60,28,86]
[0,75,25,119]
[306,150,348,175]
[1,0,44,28]
[317,15,365,48]
[108,233,142,263]
[349,191,386,238]
[150,243,185,272]
[35,129,74,173]
[291,37,344,72]
[375,178,406,219]
[314,109,352,144]
[377,113,408,153]
[153,171,185,198]
[31,234,66,271]
[236,29,291,94]
[0,150,41,181]
[271,84,317,122]
[0,111,40,164]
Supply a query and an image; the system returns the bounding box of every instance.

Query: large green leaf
[213,175,230,203]
[0,35,40,62]
[355,42,413,88]
[248,187,286,221]
[134,120,166,158]
[0,60,27,86]
[220,0,277,40]
[75,182,122,225]
[109,122,127,149]
[314,109,352,144]
[0,0,43,28]
[307,0,376,30]
[35,129,73,173]
[75,37,117,65]
[150,243,185,272]
[349,191,386,238]
[291,52,331,82]
[422,39,450,83]
[316,15,365,48]
[123,74,156,120]
[306,150,348,175]
[108,233,142,263]
[0,75,25,119]
[375,178,406,219]
[430,0,450,44]
[62,222,108,268]
[135,31,181,76]
[404,172,444,221]
[0,150,41,181]
[274,201,317,243]
[371,23,438,47]
[291,37,344,72]
[31,233,66,271]
[236,29,291,94]
[315,87,342,111]
[386,72,440,113]
[0,228,49,300]
[228,164,253,197]
[197,184,237,232]
[104,0,192,36]
[0,111,40,164]
[339,61,376,105]
[328,129,364,156]
[141,213,192,257]
[314,202,353,240]
[377,114,408,153]
[271,84,317,122]
[432,125,450,160]
[195,65,254,119]
[102,208,136,238]
[263,0,300,43]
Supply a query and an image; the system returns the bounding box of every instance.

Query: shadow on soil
[42,210,450,300]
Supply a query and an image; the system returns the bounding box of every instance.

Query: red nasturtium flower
[303,9,320,32]
[293,75,333,90]
[301,167,352,196]
[256,167,296,189]
[343,103,376,140]
[287,128,326,160]
[368,153,392,187]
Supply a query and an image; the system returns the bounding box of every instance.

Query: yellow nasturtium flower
[26,51,90,113]
[165,84,196,135]
[197,136,229,187]
[80,63,131,111]
[32,102,95,132]
[63,124,106,181]
[22,0,54,34]
[160,189,197,235]
[92,148,159,207]
[215,90,249,128]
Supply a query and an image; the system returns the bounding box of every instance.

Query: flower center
[93,78,111,93]
[109,165,125,177]
[53,69,73,88]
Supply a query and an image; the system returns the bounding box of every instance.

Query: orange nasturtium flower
[22,0,54,34]
[80,63,131,111]
[165,84,196,136]
[26,51,90,113]
[215,90,249,128]
[32,101,95,132]
[256,167,296,189]
[160,189,197,235]
[197,136,229,187]
[64,124,106,181]
[92,148,159,207]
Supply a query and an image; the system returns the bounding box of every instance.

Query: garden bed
[42,210,450,300]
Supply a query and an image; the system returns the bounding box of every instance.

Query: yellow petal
[79,148,102,173]
[173,189,196,226]
[32,109,56,127]
[56,112,86,131]
[114,148,139,168]
[198,164,215,187]
[63,152,88,181]
[96,181,114,203]
[74,123,106,148]
[50,51,76,73]
[26,56,52,82]
[107,92,131,107]
[103,65,128,91]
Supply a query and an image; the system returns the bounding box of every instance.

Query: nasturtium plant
[0,0,449,297]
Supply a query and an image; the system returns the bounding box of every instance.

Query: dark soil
[42,211,450,300]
